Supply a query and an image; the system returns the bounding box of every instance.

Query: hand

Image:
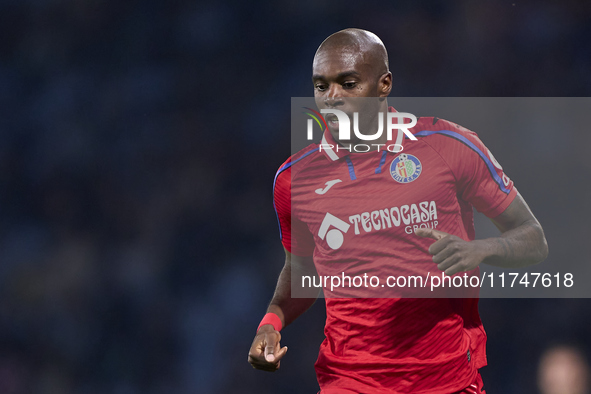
[415,228,488,276]
[248,325,288,372]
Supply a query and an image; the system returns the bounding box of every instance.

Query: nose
[324,84,343,107]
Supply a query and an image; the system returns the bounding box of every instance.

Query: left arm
[415,192,548,276]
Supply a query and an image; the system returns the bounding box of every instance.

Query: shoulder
[274,143,322,183]
[412,117,482,147]
[410,117,492,160]
[274,143,322,193]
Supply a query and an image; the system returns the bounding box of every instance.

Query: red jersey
[273,112,517,393]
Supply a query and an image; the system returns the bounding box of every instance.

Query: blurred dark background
[0,0,589,393]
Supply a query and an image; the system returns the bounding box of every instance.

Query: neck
[330,100,390,151]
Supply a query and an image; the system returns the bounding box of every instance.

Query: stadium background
[0,0,589,393]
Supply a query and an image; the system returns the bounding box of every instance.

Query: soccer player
[248,28,548,393]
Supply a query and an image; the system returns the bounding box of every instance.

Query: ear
[378,72,392,97]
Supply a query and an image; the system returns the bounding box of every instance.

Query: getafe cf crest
[390,153,422,183]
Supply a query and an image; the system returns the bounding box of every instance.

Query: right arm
[248,248,319,372]
[249,157,318,371]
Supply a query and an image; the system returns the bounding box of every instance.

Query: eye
[315,83,328,91]
[343,81,357,89]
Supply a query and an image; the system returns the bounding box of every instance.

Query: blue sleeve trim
[413,129,510,194]
[272,147,320,239]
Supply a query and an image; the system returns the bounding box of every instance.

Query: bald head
[311,29,392,144]
[315,29,389,77]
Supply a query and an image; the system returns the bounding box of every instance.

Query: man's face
[312,47,389,140]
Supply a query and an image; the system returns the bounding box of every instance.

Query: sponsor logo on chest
[318,200,439,250]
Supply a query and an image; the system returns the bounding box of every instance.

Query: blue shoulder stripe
[344,156,357,180]
[412,130,510,194]
[272,147,320,239]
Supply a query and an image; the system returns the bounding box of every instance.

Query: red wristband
[257,313,282,332]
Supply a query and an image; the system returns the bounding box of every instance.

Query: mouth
[324,114,339,128]
[324,114,339,127]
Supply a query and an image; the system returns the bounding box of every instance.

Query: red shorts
[318,372,486,394]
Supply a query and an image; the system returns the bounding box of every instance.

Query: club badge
[390,153,422,183]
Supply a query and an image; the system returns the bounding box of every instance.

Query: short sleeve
[273,161,316,256]
[436,126,517,218]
